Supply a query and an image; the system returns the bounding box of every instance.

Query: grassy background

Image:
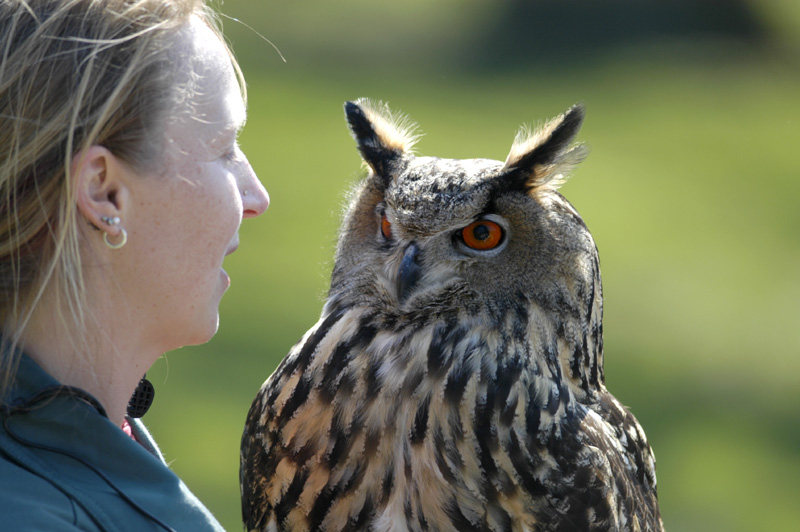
[145,1,800,530]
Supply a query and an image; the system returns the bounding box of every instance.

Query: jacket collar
[1,352,223,531]
[3,352,107,415]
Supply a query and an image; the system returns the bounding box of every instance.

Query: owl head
[330,99,598,338]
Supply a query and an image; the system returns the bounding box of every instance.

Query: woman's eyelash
[222,144,239,161]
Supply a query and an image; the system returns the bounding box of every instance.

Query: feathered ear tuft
[502,104,588,192]
[344,98,420,183]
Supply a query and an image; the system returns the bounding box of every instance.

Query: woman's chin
[180,313,221,348]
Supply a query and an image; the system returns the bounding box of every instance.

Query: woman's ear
[73,145,130,236]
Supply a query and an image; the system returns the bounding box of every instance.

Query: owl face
[331,100,594,322]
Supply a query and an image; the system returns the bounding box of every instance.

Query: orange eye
[461,220,503,250]
[381,213,392,240]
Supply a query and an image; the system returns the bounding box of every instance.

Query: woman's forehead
[165,17,245,146]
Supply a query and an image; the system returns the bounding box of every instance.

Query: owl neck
[550,254,606,403]
[322,267,606,408]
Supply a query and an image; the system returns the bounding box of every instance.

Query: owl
[241,99,664,532]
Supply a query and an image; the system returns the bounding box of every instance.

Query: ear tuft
[502,104,588,191]
[344,98,420,179]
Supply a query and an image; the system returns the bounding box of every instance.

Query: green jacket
[0,354,226,531]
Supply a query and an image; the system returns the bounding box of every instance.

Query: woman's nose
[243,180,269,219]
[240,159,269,218]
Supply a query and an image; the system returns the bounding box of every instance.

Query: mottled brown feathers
[241,101,663,532]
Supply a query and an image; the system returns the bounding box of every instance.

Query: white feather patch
[503,118,564,171]
[502,111,588,191]
[354,98,422,154]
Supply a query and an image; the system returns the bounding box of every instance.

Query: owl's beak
[397,242,421,305]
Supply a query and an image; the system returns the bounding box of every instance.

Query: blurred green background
[145,1,800,530]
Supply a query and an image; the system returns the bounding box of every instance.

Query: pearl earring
[99,216,126,249]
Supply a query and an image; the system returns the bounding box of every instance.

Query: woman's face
[119,17,269,352]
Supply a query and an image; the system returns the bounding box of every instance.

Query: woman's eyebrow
[220,118,245,142]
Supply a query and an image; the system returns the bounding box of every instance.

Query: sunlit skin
[118,17,269,350]
[20,16,269,426]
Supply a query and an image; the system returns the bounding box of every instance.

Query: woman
[0,0,269,530]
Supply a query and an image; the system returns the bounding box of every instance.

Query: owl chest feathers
[255,299,650,532]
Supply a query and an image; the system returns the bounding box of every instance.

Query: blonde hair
[0,0,243,395]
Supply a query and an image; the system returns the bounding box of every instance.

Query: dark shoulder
[515,391,662,531]
[549,393,662,531]
[583,391,658,491]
